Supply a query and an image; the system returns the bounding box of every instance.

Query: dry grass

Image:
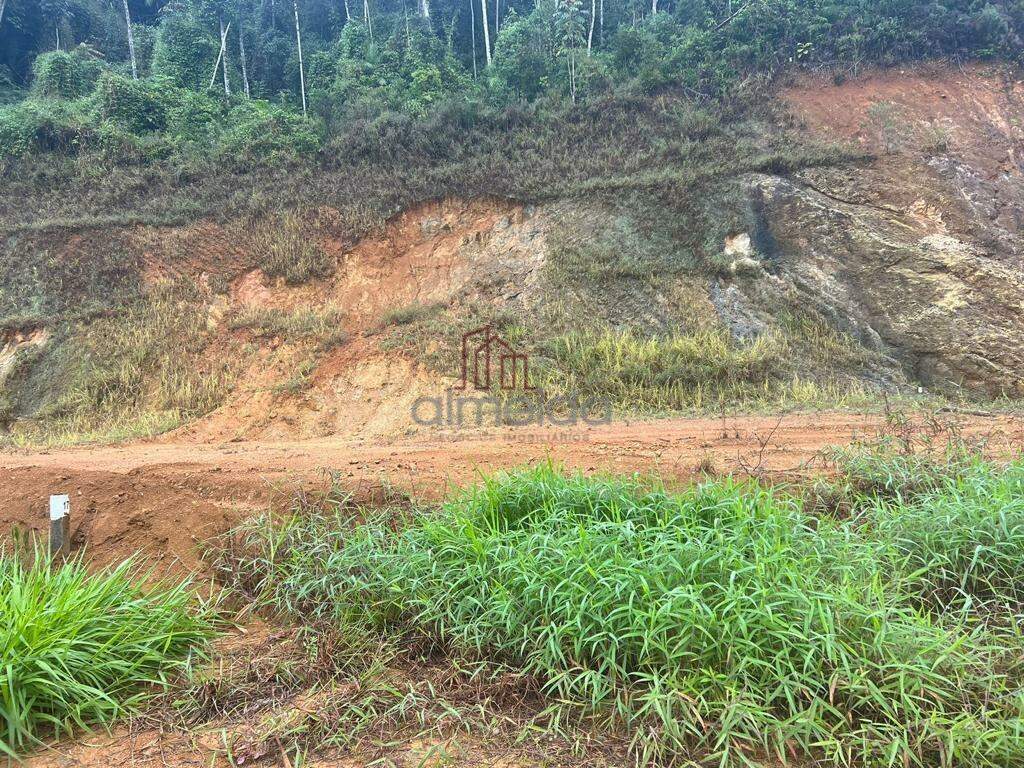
[2,281,236,446]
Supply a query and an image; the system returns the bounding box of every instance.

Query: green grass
[217,463,1024,767]
[0,551,216,757]
[864,461,1024,609]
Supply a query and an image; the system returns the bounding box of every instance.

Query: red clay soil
[2,411,1022,575]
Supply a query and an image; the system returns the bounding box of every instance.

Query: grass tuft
[0,550,216,757]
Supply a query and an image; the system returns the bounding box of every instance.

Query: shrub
[216,100,322,162]
[31,50,105,101]
[92,72,168,134]
[0,551,215,756]
[0,99,93,158]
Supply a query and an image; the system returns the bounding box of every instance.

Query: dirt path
[2,411,1022,573]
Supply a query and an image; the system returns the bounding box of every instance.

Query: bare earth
[3,410,1023,574]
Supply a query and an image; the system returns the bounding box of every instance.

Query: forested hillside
[1,0,1023,168]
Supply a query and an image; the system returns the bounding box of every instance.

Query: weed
[228,306,346,345]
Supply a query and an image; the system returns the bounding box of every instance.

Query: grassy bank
[216,460,1024,766]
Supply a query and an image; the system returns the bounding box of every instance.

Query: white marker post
[49,494,70,558]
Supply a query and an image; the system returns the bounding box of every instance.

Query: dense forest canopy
[1,0,1022,165]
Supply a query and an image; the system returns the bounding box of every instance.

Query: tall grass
[541,328,867,411]
[864,461,1024,609]
[0,551,216,757]
[218,465,1024,766]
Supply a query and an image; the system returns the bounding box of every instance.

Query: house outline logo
[455,325,535,391]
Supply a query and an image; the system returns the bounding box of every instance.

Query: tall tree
[479,0,490,64]
[469,0,477,78]
[121,0,138,78]
[363,0,373,41]
[587,0,595,53]
[293,0,307,115]
[0,0,7,28]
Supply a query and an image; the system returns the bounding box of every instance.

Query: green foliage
[218,464,1024,767]
[216,99,323,161]
[93,72,168,133]
[0,549,215,756]
[490,8,554,100]
[30,50,105,100]
[865,461,1024,608]
[151,9,219,91]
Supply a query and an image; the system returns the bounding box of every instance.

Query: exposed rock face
[746,171,1024,397]
[723,65,1024,398]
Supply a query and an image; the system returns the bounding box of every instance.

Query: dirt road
[2,411,1022,573]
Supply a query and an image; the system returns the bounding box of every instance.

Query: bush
[220,465,1024,767]
[0,551,215,756]
[216,100,322,161]
[151,10,219,90]
[31,50,105,101]
[0,99,93,159]
[92,72,168,134]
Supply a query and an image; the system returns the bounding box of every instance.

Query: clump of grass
[251,213,334,286]
[379,302,443,328]
[0,550,216,757]
[216,465,1024,767]
[228,306,346,346]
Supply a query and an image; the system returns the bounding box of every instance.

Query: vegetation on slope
[216,461,1024,767]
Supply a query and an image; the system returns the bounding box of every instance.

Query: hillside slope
[0,64,1021,444]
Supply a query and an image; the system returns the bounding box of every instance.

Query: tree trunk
[599,0,603,44]
[219,18,231,95]
[651,0,656,14]
[479,0,491,65]
[469,0,477,79]
[293,0,307,116]
[121,0,138,79]
[0,0,7,29]
[567,51,576,103]
[343,0,351,23]
[208,21,231,89]
[363,0,373,41]
[56,24,61,51]
[420,0,429,18]
[238,28,251,97]
[587,0,595,54]
[493,0,498,35]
